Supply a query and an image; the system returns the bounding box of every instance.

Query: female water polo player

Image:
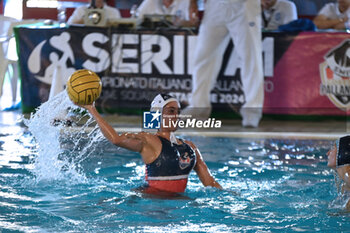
[327,135,350,210]
[79,94,222,193]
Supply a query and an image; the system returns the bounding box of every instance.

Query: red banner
[264,32,350,115]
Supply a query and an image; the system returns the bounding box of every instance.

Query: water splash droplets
[24,91,101,184]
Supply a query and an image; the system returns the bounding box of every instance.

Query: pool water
[0,92,349,232]
[1,127,350,232]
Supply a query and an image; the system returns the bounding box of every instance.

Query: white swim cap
[150,94,180,112]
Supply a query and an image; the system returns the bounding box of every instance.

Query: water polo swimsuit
[144,136,197,193]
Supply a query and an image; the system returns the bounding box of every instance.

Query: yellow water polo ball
[66,69,102,105]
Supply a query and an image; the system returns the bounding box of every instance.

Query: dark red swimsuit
[145,136,197,193]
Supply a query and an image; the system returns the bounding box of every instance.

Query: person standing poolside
[183,0,264,128]
[78,93,222,193]
[327,135,350,210]
[313,0,350,30]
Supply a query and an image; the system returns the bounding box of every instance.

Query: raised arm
[83,104,161,163]
[83,104,145,153]
[186,140,222,189]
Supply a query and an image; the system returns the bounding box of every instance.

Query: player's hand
[77,102,95,111]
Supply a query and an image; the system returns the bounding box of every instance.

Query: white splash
[24,91,103,184]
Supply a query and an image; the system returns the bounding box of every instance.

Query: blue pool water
[1,129,350,232]
[0,93,349,232]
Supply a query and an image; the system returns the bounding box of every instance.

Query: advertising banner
[264,32,350,115]
[15,26,349,116]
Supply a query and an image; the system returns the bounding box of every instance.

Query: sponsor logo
[274,12,281,21]
[143,111,161,129]
[179,152,191,170]
[28,32,76,84]
[320,39,350,110]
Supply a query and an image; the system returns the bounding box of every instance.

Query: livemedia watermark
[143,110,222,129]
